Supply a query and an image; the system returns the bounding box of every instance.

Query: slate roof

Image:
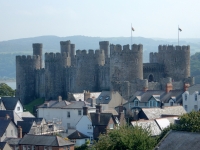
[17,121,33,133]
[141,106,186,120]
[18,112,35,118]
[38,100,70,108]
[19,134,74,146]
[73,92,101,101]
[22,117,44,125]
[90,113,114,126]
[0,118,11,137]
[68,130,89,139]
[0,142,6,149]
[156,130,200,150]
[102,108,118,116]
[130,90,183,103]
[4,138,21,145]
[187,84,200,94]
[131,120,161,136]
[0,110,23,124]
[63,101,93,109]
[0,97,20,110]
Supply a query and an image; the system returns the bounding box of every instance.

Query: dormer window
[99,96,102,100]
[134,100,139,107]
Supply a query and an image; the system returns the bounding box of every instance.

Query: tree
[0,83,14,97]
[92,126,157,150]
[158,111,200,143]
[175,111,200,132]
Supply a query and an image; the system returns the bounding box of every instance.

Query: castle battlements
[16,55,40,61]
[45,52,70,61]
[158,45,190,53]
[110,44,143,55]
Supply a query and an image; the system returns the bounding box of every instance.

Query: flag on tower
[179,28,182,32]
[132,27,135,31]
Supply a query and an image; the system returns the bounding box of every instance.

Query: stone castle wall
[16,41,194,104]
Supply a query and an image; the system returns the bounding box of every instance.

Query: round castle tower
[16,43,42,104]
[110,44,143,83]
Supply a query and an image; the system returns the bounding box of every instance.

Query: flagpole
[131,23,132,47]
[178,25,179,46]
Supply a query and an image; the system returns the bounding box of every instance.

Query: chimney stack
[166,83,173,93]
[84,90,91,101]
[58,96,62,102]
[83,106,88,116]
[184,83,190,91]
[18,126,22,138]
[95,109,100,124]
[143,87,148,92]
[96,104,102,113]
[5,114,10,120]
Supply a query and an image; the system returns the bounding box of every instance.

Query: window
[109,123,114,129]
[71,139,76,143]
[194,105,198,111]
[170,101,174,106]
[17,106,20,111]
[11,130,13,136]
[195,94,198,101]
[44,146,48,150]
[23,145,27,150]
[134,101,139,107]
[185,105,187,111]
[105,96,110,100]
[67,112,70,118]
[149,100,156,107]
[88,124,92,130]
[185,94,187,100]
[78,110,81,115]
[99,96,102,100]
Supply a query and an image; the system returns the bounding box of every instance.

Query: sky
[0,0,200,41]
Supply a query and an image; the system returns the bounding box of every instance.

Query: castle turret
[157,45,190,81]
[33,43,43,68]
[16,54,41,104]
[110,43,143,84]
[99,41,109,57]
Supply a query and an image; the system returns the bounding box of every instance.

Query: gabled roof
[0,118,11,137]
[130,90,184,103]
[0,97,21,110]
[156,130,200,150]
[68,130,89,139]
[90,112,114,126]
[131,120,161,136]
[187,84,200,94]
[19,134,74,146]
[0,142,6,149]
[38,100,70,108]
[17,121,33,133]
[0,110,23,124]
[141,106,186,120]
[63,101,90,109]
[3,138,21,145]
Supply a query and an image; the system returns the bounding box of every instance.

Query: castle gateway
[16,41,194,104]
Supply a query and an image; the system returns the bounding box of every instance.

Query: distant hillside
[0,35,200,80]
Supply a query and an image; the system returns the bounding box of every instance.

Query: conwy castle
[16,41,194,104]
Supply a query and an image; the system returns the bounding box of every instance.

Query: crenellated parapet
[110,44,143,55]
[158,45,190,53]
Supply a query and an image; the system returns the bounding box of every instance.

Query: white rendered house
[182,84,200,112]
[37,97,96,131]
